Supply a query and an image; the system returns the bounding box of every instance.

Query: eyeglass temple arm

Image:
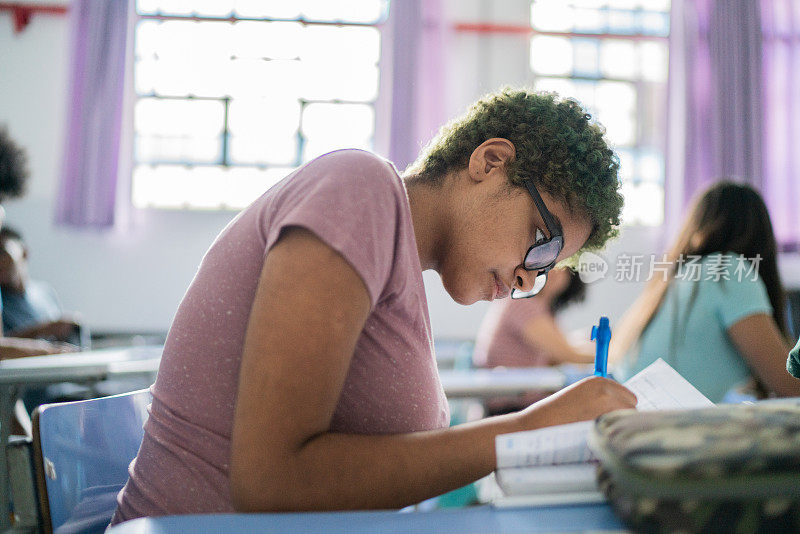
[523,180,561,238]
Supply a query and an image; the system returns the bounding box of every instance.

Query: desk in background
[0,345,163,531]
[108,503,626,534]
[438,367,568,399]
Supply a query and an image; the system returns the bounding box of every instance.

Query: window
[132,0,388,210]
[529,0,670,226]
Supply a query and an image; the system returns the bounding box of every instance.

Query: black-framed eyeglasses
[511,180,564,299]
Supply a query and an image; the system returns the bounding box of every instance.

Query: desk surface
[438,367,567,398]
[108,503,626,534]
[0,345,162,385]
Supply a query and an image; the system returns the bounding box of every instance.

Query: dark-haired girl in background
[613,181,800,402]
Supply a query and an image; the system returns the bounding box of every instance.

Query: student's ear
[468,138,516,183]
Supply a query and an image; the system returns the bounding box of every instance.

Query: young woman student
[111,89,637,523]
[613,182,800,403]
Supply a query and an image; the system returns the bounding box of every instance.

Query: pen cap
[591,316,611,341]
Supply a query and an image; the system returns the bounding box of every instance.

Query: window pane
[530,36,573,76]
[600,40,637,79]
[229,136,298,166]
[301,103,374,161]
[135,98,224,136]
[616,148,635,182]
[638,0,670,11]
[527,0,669,226]
[139,0,193,15]
[135,98,224,163]
[231,21,302,60]
[596,81,636,115]
[607,9,638,34]
[533,78,576,97]
[302,0,388,24]
[530,0,573,32]
[620,181,663,225]
[138,59,229,96]
[228,99,301,137]
[301,62,379,101]
[573,8,606,33]
[639,41,668,82]
[228,98,300,165]
[300,26,380,66]
[608,0,637,8]
[638,149,664,183]
[136,136,221,163]
[135,20,161,59]
[573,38,599,77]
[133,5,382,210]
[223,167,296,208]
[640,12,670,36]
[189,0,235,17]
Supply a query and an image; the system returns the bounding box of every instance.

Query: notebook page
[623,358,714,411]
[496,420,596,469]
[495,359,713,471]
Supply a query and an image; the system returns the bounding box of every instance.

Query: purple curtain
[665,0,762,238]
[666,0,800,250]
[56,0,129,228]
[761,0,800,251]
[386,0,448,172]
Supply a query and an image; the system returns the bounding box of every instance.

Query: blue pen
[591,316,611,377]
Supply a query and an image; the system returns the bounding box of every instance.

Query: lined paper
[624,358,714,411]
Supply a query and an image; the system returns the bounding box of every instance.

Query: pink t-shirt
[473,297,553,368]
[112,150,449,523]
[472,298,555,412]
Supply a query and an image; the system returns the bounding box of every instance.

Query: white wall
[1,1,796,340]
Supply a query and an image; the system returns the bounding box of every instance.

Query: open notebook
[493,358,714,507]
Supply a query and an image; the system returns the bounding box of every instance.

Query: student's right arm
[523,314,594,364]
[728,313,800,397]
[229,227,636,512]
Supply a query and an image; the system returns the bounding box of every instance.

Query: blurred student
[0,126,75,358]
[613,182,800,402]
[473,268,593,414]
[0,226,83,345]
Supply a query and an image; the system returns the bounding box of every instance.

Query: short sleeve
[711,273,773,329]
[263,150,402,308]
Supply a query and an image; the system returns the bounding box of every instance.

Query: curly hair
[405,88,623,258]
[0,126,29,203]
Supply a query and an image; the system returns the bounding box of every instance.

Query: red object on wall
[0,2,67,33]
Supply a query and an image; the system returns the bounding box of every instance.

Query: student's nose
[513,266,536,293]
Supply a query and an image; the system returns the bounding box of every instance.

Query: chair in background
[32,389,151,534]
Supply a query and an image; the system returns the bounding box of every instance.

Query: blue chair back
[32,389,151,534]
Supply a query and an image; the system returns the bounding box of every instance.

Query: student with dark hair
[0,226,82,345]
[614,181,800,402]
[0,126,28,203]
[473,268,593,415]
[112,89,637,523]
[0,126,75,358]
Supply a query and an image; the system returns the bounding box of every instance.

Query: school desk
[0,345,162,531]
[107,503,626,534]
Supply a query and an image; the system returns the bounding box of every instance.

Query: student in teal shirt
[613,182,800,402]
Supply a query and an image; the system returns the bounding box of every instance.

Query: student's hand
[518,376,637,429]
[9,318,81,342]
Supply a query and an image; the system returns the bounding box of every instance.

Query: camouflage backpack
[589,404,800,534]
